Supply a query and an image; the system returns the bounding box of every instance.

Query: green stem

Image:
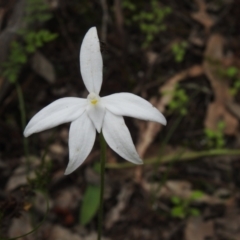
[106,149,240,169]
[15,82,30,172]
[98,132,106,240]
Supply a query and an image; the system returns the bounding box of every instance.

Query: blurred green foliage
[80,162,101,226]
[218,66,240,96]
[171,41,188,63]
[80,184,101,226]
[27,159,52,192]
[25,0,52,23]
[1,0,57,83]
[122,0,171,48]
[226,66,238,78]
[168,84,189,115]
[226,66,240,96]
[170,190,204,219]
[204,121,226,149]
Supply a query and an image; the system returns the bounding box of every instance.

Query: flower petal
[102,93,167,125]
[102,111,142,165]
[65,112,96,175]
[86,101,105,133]
[24,98,87,137]
[80,27,103,94]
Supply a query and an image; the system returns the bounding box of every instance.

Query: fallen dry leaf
[8,212,33,240]
[48,225,81,240]
[5,157,40,191]
[185,216,214,240]
[203,34,238,135]
[84,232,111,240]
[34,191,53,214]
[54,186,81,210]
[5,155,52,192]
[105,185,133,229]
[143,180,223,205]
[226,101,240,120]
[215,197,240,240]
[191,0,215,32]
[49,142,65,155]
[31,51,56,84]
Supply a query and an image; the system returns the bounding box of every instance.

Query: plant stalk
[98,132,106,240]
[15,82,30,172]
[106,148,240,169]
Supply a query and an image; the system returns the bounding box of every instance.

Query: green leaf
[80,184,100,226]
[191,190,204,200]
[93,162,101,174]
[25,45,36,53]
[189,208,200,216]
[234,80,240,88]
[226,67,238,78]
[171,196,181,205]
[8,72,17,83]
[171,206,185,218]
[217,120,225,130]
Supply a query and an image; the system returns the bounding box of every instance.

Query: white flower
[24,27,167,175]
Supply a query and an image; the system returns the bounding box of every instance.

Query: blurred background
[1,0,240,239]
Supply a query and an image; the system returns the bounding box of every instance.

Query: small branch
[106,149,240,169]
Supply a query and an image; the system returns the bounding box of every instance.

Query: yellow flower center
[87,92,100,106]
[91,99,98,105]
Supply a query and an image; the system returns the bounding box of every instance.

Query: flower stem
[15,82,30,173]
[98,132,106,240]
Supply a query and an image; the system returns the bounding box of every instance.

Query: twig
[106,149,240,169]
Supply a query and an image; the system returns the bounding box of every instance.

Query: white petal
[24,98,87,137]
[80,27,103,94]
[102,93,167,125]
[86,101,105,133]
[102,111,142,165]
[65,112,96,175]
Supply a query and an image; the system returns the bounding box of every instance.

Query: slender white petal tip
[23,98,87,137]
[160,114,167,126]
[103,111,143,165]
[80,27,103,94]
[102,93,167,125]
